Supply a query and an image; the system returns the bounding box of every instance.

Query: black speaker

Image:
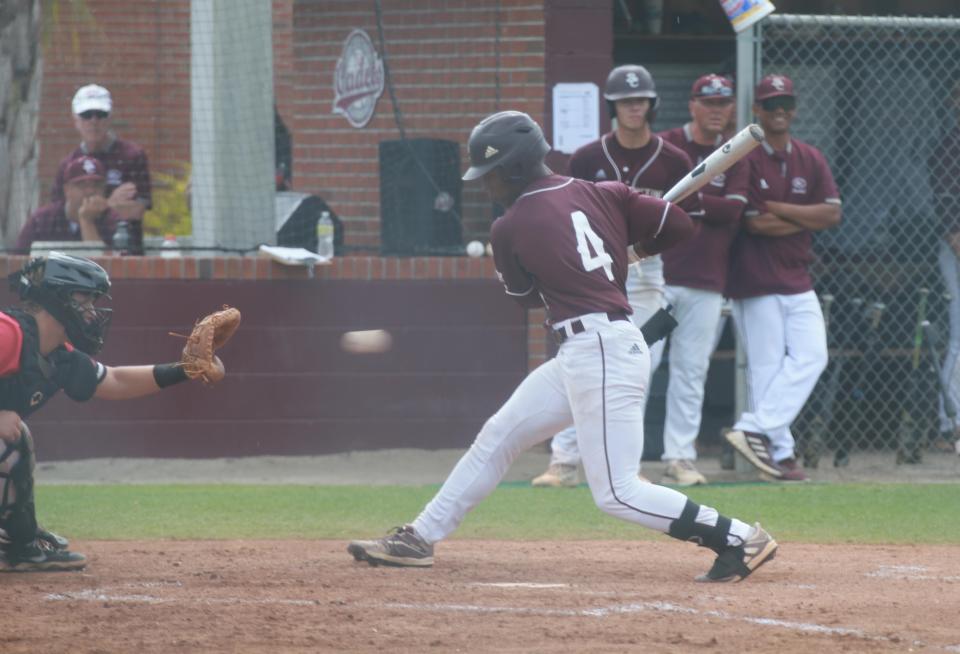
[379,138,462,255]
[274,192,343,254]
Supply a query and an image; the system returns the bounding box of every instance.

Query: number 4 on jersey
[571,211,614,281]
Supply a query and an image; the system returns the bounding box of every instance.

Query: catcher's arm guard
[178,306,241,384]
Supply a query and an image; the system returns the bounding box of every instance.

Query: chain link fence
[759,15,960,467]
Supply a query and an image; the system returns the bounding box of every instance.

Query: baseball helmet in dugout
[462,110,551,182]
[604,64,659,121]
[9,252,112,354]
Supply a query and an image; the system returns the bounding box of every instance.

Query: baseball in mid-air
[466,240,485,258]
[340,329,393,354]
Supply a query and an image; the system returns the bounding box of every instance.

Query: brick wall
[290,0,547,249]
[0,253,549,370]
[36,0,550,252]
[38,0,192,195]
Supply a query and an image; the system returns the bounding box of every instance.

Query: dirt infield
[6,539,960,653]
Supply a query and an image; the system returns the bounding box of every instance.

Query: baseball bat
[921,319,956,422]
[834,300,884,467]
[663,124,765,203]
[897,287,930,464]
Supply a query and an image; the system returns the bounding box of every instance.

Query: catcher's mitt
[179,306,241,384]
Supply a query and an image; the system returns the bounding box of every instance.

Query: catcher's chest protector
[0,309,63,417]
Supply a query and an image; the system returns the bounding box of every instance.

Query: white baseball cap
[72,84,112,115]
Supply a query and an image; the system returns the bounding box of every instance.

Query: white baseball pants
[937,239,960,432]
[731,290,828,462]
[411,315,752,546]
[548,263,664,467]
[660,285,725,461]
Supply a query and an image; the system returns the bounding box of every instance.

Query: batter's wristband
[153,363,189,388]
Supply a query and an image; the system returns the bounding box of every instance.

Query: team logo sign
[83,158,98,175]
[625,72,640,88]
[333,29,385,128]
[791,177,808,194]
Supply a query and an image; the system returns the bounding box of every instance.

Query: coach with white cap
[50,84,152,229]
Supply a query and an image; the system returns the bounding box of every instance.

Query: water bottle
[316,210,335,259]
[160,233,181,258]
[112,221,130,254]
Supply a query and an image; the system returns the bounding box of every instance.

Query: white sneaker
[531,463,578,487]
[662,459,707,486]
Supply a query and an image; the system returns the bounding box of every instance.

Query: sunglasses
[759,96,796,112]
[696,86,733,98]
[79,110,109,120]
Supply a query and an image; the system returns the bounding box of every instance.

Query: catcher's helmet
[462,111,550,182]
[9,252,112,354]
[604,64,659,121]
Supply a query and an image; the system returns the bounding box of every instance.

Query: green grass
[36,482,960,544]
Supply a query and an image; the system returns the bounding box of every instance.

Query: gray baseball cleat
[695,523,778,583]
[723,429,783,478]
[348,525,434,567]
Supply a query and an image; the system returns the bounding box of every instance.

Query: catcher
[0,252,239,571]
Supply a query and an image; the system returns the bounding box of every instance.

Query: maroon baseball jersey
[726,138,841,299]
[52,136,152,208]
[658,124,749,292]
[928,127,960,235]
[15,201,127,253]
[567,132,701,215]
[490,174,695,323]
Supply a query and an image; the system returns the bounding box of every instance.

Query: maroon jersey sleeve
[490,217,544,309]
[808,147,841,205]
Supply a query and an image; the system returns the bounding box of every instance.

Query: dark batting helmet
[604,64,659,122]
[462,110,551,182]
[9,252,112,354]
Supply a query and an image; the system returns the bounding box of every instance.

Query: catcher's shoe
[723,429,783,478]
[0,541,87,572]
[662,459,707,486]
[695,523,778,583]
[37,526,69,551]
[531,463,578,488]
[348,525,433,567]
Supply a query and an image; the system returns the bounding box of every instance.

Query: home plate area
[6,540,959,653]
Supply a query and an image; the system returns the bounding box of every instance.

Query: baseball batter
[656,74,749,485]
[723,74,842,481]
[533,64,703,487]
[348,111,778,583]
[0,253,236,571]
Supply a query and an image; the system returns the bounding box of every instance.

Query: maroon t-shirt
[658,124,749,292]
[52,136,152,208]
[726,138,841,299]
[490,175,695,324]
[14,201,127,253]
[928,127,960,235]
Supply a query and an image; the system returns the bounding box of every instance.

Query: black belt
[554,312,629,345]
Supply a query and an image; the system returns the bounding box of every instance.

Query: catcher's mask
[9,252,112,355]
[462,110,551,183]
[604,64,659,123]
